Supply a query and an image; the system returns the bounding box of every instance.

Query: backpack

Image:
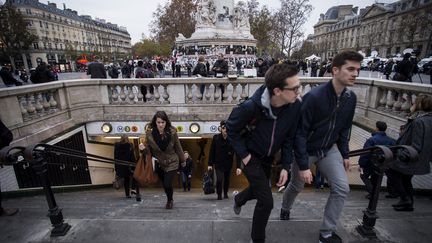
[202,170,215,194]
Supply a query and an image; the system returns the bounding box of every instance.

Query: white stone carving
[195,0,217,27]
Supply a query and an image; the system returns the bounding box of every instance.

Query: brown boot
[0,208,19,216]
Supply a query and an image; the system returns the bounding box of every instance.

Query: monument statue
[195,0,217,27]
[233,1,250,29]
[175,0,256,58]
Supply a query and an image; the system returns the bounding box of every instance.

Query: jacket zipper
[320,96,340,155]
[267,120,277,156]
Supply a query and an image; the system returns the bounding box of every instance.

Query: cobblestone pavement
[0,187,431,243]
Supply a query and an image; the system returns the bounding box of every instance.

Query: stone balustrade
[0,77,431,146]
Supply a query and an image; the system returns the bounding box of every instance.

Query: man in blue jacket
[358,121,395,199]
[281,51,363,243]
[226,63,301,243]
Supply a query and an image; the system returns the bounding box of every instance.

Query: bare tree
[150,0,196,46]
[363,21,379,55]
[273,0,312,58]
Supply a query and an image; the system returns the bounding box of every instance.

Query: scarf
[152,128,171,151]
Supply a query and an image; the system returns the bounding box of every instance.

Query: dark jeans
[216,167,231,197]
[181,171,191,190]
[123,175,140,197]
[235,157,273,243]
[387,169,414,203]
[159,170,176,201]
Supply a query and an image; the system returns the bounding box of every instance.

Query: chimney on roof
[48,2,57,8]
[352,7,358,15]
[63,3,66,10]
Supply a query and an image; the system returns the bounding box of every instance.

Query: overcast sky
[43,0,393,44]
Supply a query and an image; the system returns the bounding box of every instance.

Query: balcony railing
[0,77,431,146]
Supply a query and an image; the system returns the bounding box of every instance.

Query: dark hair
[376,121,387,132]
[332,51,364,72]
[220,120,226,127]
[265,64,298,96]
[416,94,432,112]
[137,60,143,67]
[150,111,172,133]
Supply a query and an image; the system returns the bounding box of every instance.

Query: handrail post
[24,145,71,237]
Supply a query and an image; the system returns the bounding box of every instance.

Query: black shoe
[319,232,342,243]
[280,209,290,220]
[136,197,142,202]
[188,188,190,191]
[217,195,222,200]
[224,194,229,199]
[392,199,412,207]
[233,201,241,215]
[394,205,414,212]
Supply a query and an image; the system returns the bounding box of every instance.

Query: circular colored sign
[210,125,218,133]
[176,126,183,132]
[117,126,123,133]
[124,126,131,132]
[132,126,138,133]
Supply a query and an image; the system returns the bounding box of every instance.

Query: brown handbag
[143,152,158,184]
[133,155,146,185]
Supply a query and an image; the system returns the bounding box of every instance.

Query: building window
[39,21,43,28]
[60,44,63,50]
[26,9,32,15]
[33,43,39,49]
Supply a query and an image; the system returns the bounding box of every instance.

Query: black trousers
[159,170,176,201]
[216,166,231,197]
[235,157,272,243]
[387,169,414,202]
[123,175,140,197]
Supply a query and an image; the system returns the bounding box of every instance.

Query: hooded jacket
[226,85,301,170]
[294,80,357,170]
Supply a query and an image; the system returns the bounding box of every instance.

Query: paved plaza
[1,187,431,243]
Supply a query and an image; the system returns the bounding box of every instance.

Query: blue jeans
[181,171,191,190]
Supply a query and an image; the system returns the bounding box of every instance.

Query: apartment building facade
[313,0,432,60]
[7,0,131,71]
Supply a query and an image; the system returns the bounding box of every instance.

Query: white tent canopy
[305,54,321,60]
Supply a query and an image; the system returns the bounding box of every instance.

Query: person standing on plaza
[180,151,194,192]
[393,53,414,82]
[212,54,228,77]
[146,111,185,209]
[383,59,394,80]
[387,94,432,212]
[86,60,107,79]
[121,61,132,78]
[358,121,395,199]
[281,51,363,243]
[114,135,138,199]
[208,120,241,200]
[227,63,302,243]
[0,66,21,87]
[157,60,165,78]
[193,56,208,96]
[310,59,318,77]
[31,62,56,83]
[108,64,119,79]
